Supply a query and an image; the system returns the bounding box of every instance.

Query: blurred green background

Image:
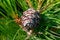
[0,0,60,40]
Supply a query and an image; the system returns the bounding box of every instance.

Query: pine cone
[21,8,40,30]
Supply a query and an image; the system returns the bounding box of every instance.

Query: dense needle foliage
[0,0,60,40]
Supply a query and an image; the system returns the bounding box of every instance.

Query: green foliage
[0,0,60,40]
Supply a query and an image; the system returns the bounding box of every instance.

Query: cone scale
[21,8,40,31]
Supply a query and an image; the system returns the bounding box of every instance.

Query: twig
[25,30,33,40]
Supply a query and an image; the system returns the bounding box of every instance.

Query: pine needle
[26,0,33,8]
